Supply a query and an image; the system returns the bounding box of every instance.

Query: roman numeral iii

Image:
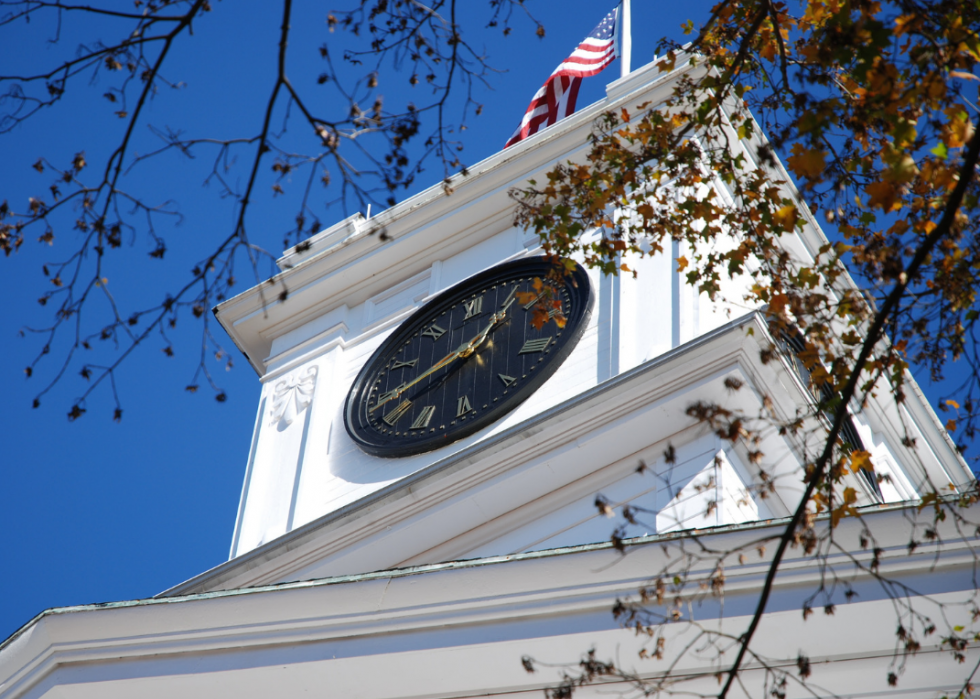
[519,337,553,354]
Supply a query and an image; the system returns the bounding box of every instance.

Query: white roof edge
[5,495,975,655]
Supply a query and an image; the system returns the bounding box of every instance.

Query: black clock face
[344,256,594,457]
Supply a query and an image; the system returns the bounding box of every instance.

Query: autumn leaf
[514,290,538,307]
[947,112,975,149]
[865,181,900,211]
[849,450,874,474]
[768,293,788,315]
[772,205,798,231]
[787,144,827,179]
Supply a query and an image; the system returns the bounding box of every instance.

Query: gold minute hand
[370,308,510,414]
[370,345,466,413]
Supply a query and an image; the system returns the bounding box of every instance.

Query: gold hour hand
[464,288,517,354]
[459,311,504,358]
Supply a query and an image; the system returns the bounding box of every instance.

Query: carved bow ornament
[270,366,318,428]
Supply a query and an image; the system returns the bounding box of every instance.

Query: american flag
[504,6,619,148]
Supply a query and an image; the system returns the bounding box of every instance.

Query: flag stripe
[505,6,619,149]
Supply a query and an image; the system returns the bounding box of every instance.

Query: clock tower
[2,55,976,699]
[158,55,968,592]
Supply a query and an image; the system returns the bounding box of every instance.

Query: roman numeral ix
[390,358,418,370]
[378,383,407,404]
[421,324,446,340]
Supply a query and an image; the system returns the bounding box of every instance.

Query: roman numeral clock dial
[345,256,594,457]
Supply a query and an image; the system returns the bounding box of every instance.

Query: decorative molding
[6,507,978,699]
[277,213,364,271]
[270,366,318,429]
[262,320,348,376]
[363,268,432,329]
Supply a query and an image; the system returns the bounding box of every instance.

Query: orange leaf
[948,114,975,149]
[849,450,874,474]
[760,39,777,62]
[768,293,788,315]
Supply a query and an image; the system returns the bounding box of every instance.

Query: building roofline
[3,493,962,655]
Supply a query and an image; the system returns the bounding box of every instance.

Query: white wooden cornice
[2,503,977,699]
[214,58,699,376]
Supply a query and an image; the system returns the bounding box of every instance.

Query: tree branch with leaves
[0,0,539,418]
[513,0,980,696]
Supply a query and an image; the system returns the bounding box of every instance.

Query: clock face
[344,256,594,457]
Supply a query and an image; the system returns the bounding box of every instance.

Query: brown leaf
[786,144,826,179]
[865,181,900,211]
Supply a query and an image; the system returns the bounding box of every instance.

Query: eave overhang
[213,55,837,379]
[3,501,977,699]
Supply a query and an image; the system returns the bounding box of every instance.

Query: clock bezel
[344,256,594,458]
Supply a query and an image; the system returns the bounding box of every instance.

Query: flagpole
[620,0,631,78]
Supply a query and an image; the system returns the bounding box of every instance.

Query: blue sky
[0,0,727,642]
[1,0,970,643]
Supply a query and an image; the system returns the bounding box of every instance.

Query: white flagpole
[620,0,632,78]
